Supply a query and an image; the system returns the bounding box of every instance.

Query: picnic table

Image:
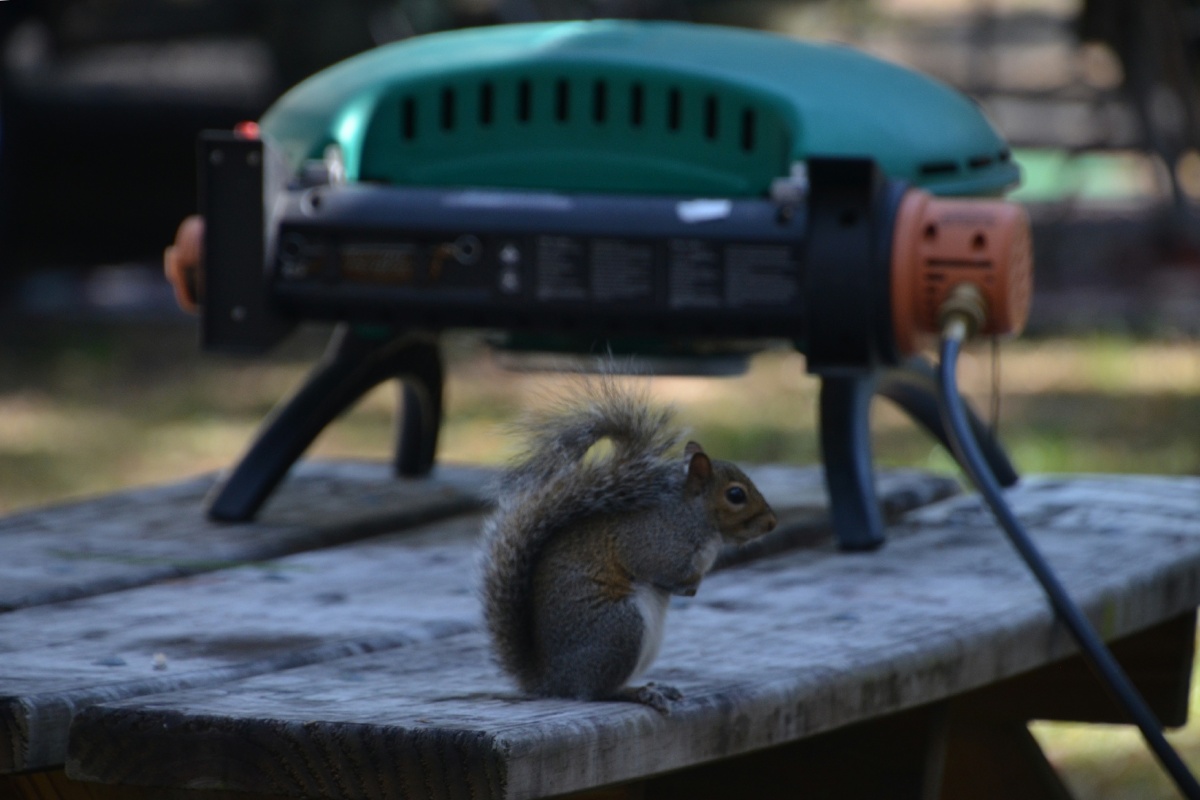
[1,461,1198,799]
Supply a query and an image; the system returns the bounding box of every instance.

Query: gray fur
[479,374,776,707]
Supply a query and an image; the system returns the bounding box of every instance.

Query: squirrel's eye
[725,485,747,505]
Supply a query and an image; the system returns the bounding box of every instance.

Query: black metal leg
[819,374,887,552]
[206,325,443,522]
[819,359,1020,551]
[878,357,1018,487]
[393,341,443,477]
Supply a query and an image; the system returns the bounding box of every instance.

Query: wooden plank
[0,464,942,775]
[0,513,482,774]
[0,461,491,612]
[0,460,951,614]
[579,616,1196,800]
[62,476,1200,800]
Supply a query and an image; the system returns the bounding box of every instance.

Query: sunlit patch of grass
[3,326,1197,513]
[1032,720,1200,799]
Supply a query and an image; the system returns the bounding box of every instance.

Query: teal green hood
[260,20,1018,197]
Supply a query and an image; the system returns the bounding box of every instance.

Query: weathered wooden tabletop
[2,461,1199,800]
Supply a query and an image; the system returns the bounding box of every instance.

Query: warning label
[725,244,799,307]
[535,236,587,301]
[530,234,800,310]
[591,238,655,303]
[668,238,722,309]
[667,239,800,309]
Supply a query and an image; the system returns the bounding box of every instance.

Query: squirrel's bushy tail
[480,374,683,690]
[500,374,680,493]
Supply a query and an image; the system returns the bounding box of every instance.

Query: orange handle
[164,215,205,313]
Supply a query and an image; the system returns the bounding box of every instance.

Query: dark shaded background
[1,0,1199,331]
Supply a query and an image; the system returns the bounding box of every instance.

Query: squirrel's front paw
[619,683,684,714]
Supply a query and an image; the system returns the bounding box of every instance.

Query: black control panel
[200,134,900,370]
[269,185,808,338]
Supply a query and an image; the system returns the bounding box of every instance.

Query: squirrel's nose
[764,515,777,533]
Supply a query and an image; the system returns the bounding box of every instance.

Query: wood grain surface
[1,462,950,777]
[0,461,491,612]
[59,476,1200,800]
[0,514,482,773]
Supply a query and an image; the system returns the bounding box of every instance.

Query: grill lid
[260,20,1018,197]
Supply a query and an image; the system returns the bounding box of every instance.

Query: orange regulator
[891,190,1033,354]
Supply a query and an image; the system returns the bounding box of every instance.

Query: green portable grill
[191,20,1031,549]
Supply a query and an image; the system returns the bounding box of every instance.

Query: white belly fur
[694,536,722,577]
[630,584,670,680]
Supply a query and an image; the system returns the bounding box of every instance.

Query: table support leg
[939,717,1075,800]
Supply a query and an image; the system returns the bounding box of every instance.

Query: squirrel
[479,375,778,712]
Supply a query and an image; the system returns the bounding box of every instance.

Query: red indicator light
[233,120,261,140]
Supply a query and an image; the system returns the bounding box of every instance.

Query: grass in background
[3,321,1197,512]
[1,320,1199,796]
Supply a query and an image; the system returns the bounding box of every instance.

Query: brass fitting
[938,283,988,340]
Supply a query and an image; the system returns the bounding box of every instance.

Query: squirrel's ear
[685,443,713,487]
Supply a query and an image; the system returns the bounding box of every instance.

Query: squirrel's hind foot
[613,683,684,714]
